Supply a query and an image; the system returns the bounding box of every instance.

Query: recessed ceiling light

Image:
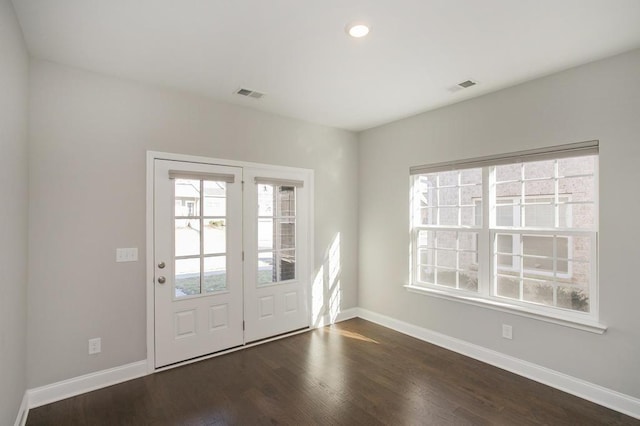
[346,23,370,38]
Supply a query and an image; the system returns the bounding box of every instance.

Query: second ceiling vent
[235,88,266,99]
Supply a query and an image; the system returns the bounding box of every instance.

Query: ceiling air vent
[458,79,477,88]
[447,79,479,93]
[235,87,266,99]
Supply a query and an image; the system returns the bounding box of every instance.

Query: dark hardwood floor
[27,318,638,425]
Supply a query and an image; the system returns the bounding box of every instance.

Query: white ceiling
[12,0,640,131]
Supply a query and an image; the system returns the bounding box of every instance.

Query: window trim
[409,143,603,332]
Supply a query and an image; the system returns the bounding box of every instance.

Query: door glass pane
[174,179,200,217]
[258,251,275,285]
[258,184,274,216]
[203,219,226,255]
[258,219,274,250]
[175,219,200,257]
[203,181,226,216]
[278,186,296,216]
[175,258,200,298]
[204,256,226,293]
[279,219,296,249]
[279,249,296,281]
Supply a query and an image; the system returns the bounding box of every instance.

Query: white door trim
[146,151,314,373]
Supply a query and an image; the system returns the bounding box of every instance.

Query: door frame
[146,151,314,373]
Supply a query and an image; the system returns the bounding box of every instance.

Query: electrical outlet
[502,324,513,340]
[89,337,101,354]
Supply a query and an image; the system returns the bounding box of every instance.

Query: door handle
[157,276,166,284]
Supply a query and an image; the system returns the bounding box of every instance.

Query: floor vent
[235,88,266,99]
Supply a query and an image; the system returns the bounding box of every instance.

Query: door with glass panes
[154,159,243,367]
[154,159,310,367]
[243,169,310,343]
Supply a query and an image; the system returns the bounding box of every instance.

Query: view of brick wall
[417,156,596,312]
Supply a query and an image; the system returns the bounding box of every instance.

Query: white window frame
[406,141,605,333]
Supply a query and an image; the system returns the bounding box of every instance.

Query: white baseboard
[14,392,29,426]
[313,307,359,328]
[21,307,638,421]
[27,360,148,410]
[356,308,640,420]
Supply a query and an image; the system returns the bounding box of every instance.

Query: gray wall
[28,59,359,387]
[0,0,29,423]
[358,49,640,398]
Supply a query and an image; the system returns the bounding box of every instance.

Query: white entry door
[243,168,310,342]
[154,159,243,367]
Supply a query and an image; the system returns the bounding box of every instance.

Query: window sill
[404,284,607,334]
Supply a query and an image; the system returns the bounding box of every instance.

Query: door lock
[157,261,165,269]
[157,276,166,284]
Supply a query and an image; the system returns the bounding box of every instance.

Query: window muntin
[257,184,297,285]
[411,154,597,317]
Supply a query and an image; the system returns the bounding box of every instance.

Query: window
[410,142,598,324]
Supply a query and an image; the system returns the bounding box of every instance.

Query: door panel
[243,169,310,342]
[154,159,243,367]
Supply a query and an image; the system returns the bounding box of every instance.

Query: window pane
[420,266,435,284]
[203,181,226,216]
[496,202,517,227]
[258,184,274,216]
[559,203,595,229]
[203,219,226,255]
[460,206,477,227]
[557,286,590,312]
[496,235,514,267]
[460,184,481,205]
[495,164,521,183]
[558,176,594,202]
[438,207,459,226]
[460,168,482,185]
[279,249,296,281]
[524,160,554,179]
[459,271,478,292]
[417,230,434,248]
[439,187,458,206]
[175,258,200,297]
[571,236,591,262]
[278,186,296,216]
[419,249,435,267]
[523,279,554,306]
[436,250,456,269]
[258,251,275,285]
[419,207,437,225]
[558,156,595,177]
[523,235,554,273]
[258,219,273,250]
[496,182,521,202]
[174,179,200,217]
[436,269,456,287]
[496,275,520,299]
[458,232,477,252]
[204,256,226,293]
[438,171,458,187]
[175,219,200,257]
[435,231,456,249]
[523,200,554,228]
[279,219,296,249]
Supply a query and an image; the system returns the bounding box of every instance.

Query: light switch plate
[116,248,138,262]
